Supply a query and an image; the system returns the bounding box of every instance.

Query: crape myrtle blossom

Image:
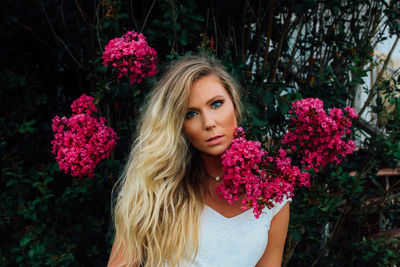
[217,128,310,218]
[283,98,357,172]
[51,94,118,178]
[102,31,158,84]
[218,98,357,218]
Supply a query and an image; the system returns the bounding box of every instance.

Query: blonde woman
[108,55,291,267]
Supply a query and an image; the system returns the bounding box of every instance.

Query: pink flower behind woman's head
[51,94,118,178]
[102,31,158,84]
[283,98,357,172]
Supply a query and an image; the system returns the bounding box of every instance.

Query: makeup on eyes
[185,96,225,120]
[211,99,224,109]
[185,111,197,120]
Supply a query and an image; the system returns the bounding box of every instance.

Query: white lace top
[179,196,291,267]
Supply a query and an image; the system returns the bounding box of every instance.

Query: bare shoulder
[255,202,290,267]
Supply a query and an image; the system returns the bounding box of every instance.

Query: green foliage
[0,108,119,265]
[1,0,399,265]
[355,236,400,266]
[146,0,203,55]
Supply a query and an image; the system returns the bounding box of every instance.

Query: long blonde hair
[111,55,242,266]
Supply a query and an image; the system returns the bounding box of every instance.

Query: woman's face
[183,74,237,157]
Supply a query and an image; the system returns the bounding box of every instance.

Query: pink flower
[70,94,97,115]
[282,98,357,172]
[218,128,310,218]
[102,31,158,84]
[218,99,357,218]
[51,94,118,178]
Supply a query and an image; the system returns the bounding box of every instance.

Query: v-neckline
[204,205,253,219]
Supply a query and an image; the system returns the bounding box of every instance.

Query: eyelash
[185,111,196,120]
[211,100,224,109]
[185,100,224,120]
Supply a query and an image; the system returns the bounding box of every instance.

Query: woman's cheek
[184,120,201,145]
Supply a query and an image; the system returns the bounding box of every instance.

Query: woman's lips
[206,135,224,144]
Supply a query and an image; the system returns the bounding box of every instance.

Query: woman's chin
[199,147,228,158]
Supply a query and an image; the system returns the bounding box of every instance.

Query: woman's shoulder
[269,195,292,218]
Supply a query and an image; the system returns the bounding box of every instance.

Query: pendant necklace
[206,172,222,182]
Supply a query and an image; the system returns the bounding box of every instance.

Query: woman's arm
[255,202,290,267]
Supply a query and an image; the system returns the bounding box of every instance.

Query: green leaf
[320,206,329,212]
[17,120,36,134]
[45,194,55,199]
[32,181,42,188]
[280,101,290,116]
[28,249,35,258]
[35,244,45,255]
[20,236,31,246]
[262,93,274,107]
[16,255,24,263]
[291,228,303,242]
[6,179,18,187]
[32,199,41,206]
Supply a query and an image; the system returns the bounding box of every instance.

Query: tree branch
[271,0,294,82]
[140,0,157,34]
[259,83,290,104]
[358,36,399,117]
[40,1,85,69]
[281,19,304,81]
[261,0,275,72]
[311,201,348,267]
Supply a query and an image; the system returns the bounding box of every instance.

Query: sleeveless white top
[178,196,291,267]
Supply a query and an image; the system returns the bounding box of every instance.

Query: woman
[108,55,290,267]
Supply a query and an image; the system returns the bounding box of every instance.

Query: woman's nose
[203,112,216,130]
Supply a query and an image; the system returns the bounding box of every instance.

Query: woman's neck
[200,153,224,178]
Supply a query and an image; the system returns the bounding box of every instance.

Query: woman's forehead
[188,75,228,105]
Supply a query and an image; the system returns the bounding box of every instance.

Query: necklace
[205,172,222,182]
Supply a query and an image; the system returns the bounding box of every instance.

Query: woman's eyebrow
[206,95,225,105]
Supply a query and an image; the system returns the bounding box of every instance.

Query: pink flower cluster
[102,31,158,84]
[218,99,357,218]
[51,94,118,178]
[283,98,358,172]
[217,128,310,218]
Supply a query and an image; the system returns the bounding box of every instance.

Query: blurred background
[1,0,399,266]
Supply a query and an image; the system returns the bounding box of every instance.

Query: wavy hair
[111,55,242,266]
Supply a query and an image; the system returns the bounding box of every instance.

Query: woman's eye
[185,111,197,119]
[211,100,223,109]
